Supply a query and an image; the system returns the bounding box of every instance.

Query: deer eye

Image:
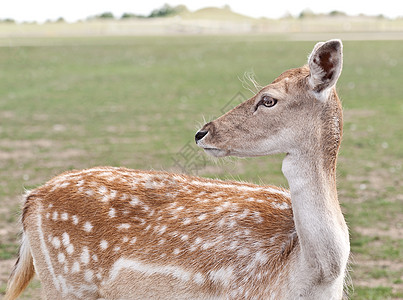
[260,95,277,108]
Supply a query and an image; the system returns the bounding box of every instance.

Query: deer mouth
[202,147,228,157]
[195,135,228,157]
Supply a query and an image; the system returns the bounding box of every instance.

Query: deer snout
[195,122,215,144]
[195,122,227,157]
[195,130,208,143]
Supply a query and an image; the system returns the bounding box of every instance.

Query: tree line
[0,4,393,24]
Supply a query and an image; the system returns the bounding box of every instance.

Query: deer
[5,39,350,300]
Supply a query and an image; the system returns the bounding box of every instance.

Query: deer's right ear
[308,39,343,98]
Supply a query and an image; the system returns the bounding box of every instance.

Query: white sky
[1,0,402,22]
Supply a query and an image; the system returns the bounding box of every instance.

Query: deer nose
[195,130,208,143]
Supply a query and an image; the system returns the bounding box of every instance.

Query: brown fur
[11,168,297,299]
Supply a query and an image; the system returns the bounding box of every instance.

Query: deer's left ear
[308,39,343,98]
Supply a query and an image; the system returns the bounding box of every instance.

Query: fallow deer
[5,39,350,300]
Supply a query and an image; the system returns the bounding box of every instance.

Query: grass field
[0,36,402,299]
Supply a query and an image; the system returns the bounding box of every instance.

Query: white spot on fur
[130,196,140,206]
[71,262,80,274]
[173,206,184,213]
[214,206,224,214]
[113,246,121,252]
[80,247,90,265]
[72,215,79,225]
[194,273,205,285]
[52,211,58,221]
[254,250,268,265]
[237,248,250,256]
[218,218,226,227]
[209,267,234,286]
[100,240,108,250]
[229,240,239,250]
[227,219,237,228]
[98,185,107,195]
[66,244,74,255]
[83,221,93,232]
[92,254,98,262]
[173,248,181,255]
[108,208,116,218]
[167,202,177,209]
[117,223,131,230]
[239,209,250,219]
[62,232,70,246]
[122,236,129,243]
[144,179,165,189]
[85,189,95,196]
[52,237,61,249]
[253,211,264,223]
[158,225,167,235]
[202,241,215,250]
[130,237,137,244]
[197,214,207,221]
[110,190,117,199]
[181,234,189,241]
[272,202,290,210]
[183,218,191,225]
[99,171,113,178]
[222,202,230,208]
[61,213,68,221]
[84,269,94,282]
[58,252,66,263]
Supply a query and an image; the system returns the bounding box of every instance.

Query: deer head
[195,40,343,161]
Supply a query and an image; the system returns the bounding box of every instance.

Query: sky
[1,0,402,23]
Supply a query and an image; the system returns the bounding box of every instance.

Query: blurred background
[0,1,402,299]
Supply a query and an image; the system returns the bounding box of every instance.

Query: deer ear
[308,39,343,97]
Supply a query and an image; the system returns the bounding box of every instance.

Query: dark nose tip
[195,130,208,143]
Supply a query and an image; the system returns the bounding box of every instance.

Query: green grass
[0,243,19,260]
[0,36,402,299]
[353,286,403,300]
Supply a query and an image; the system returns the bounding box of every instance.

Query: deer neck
[282,151,349,278]
[282,151,343,221]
